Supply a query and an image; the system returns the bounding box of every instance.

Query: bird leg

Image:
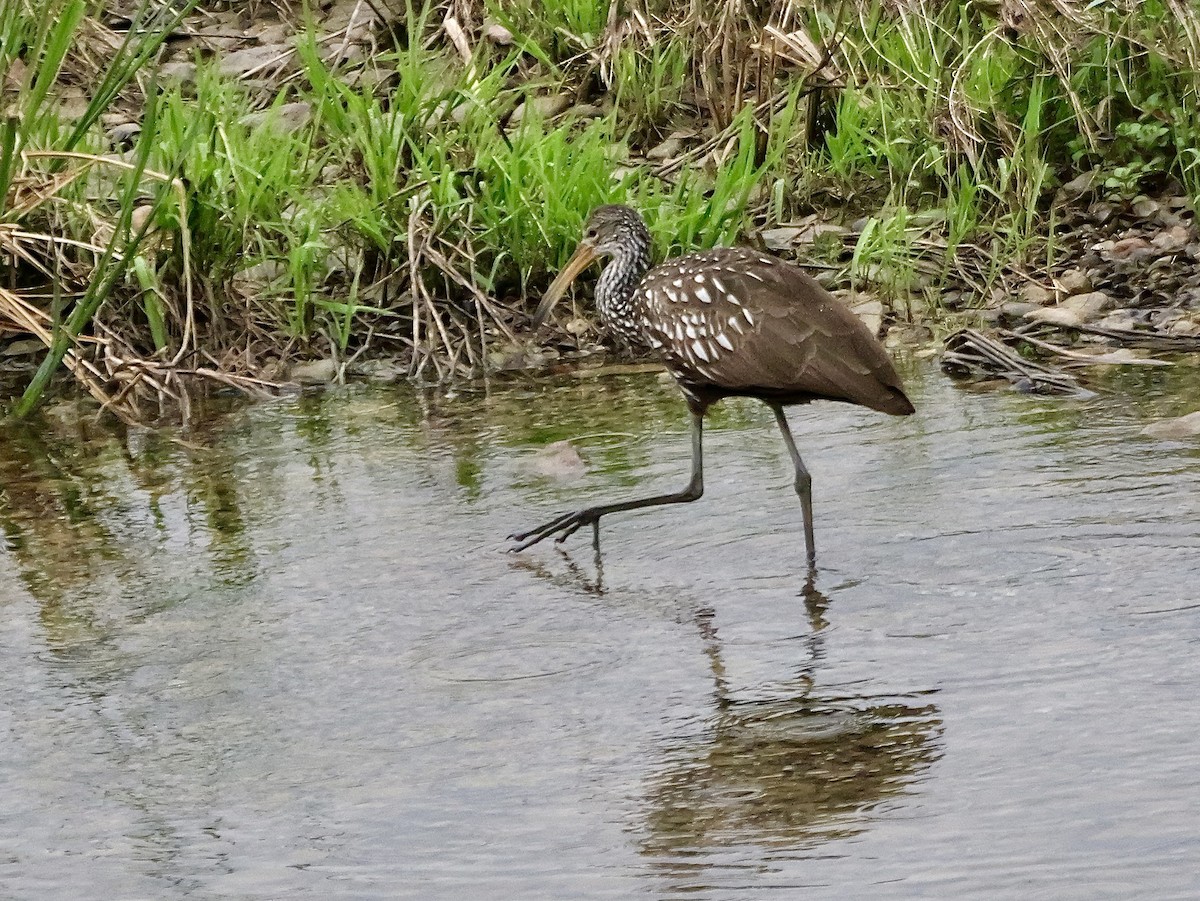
[509,411,705,551]
[767,402,816,566]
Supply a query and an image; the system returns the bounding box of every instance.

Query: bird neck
[595,239,653,341]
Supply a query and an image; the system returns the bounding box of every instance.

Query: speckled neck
[594,217,653,344]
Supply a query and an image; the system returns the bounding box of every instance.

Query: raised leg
[509,410,705,551]
[768,402,816,566]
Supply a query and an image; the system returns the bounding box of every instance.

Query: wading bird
[509,205,914,563]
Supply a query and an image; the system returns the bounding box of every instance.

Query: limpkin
[509,204,914,563]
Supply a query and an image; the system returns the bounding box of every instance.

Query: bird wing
[637,248,912,415]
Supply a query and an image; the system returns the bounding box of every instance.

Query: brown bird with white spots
[509,204,914,564]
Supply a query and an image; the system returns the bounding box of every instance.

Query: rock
[761,227,802,250]
[999,301,1041,322]
[239,101,312,132]
[1141,411,1200,439]
[1060,290,1112,322]
[568,103,604,119]
[1019,283,1054,305]
[2,338,45,357]
[531,440,587,479]
[218,45,293,78]
[1152,225,1191,254]
[232,260,286,297]
[845,293,883,335]
[107,121,141,146]
[484,21,513,45]
[1132,196,1159,218]
[1107,236,1155,263]
[647,135,685,161]
[158,61,196,86]
[130,204,155,234]
[352,358,406,381]
[508,93,571,125]
[1056,268,1091,296]
[1096,310,1137,331]
[1166,316,1200,337]
[1061,170,1097,196]
[1024,306,1083,327]
[290,358,338,384]
[564,317,591,336]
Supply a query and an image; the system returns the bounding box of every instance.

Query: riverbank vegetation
[2,0,1199,422]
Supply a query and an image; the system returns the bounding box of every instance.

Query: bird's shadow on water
[511,548,943,889]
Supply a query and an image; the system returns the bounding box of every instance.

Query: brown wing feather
[637,248,913,415]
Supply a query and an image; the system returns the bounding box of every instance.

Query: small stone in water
[290,358,338,384]
[532,440,587,479]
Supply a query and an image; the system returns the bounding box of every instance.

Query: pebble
[239,101,312,131]
[1019,283,1053,305]
[218,44,293,78]
[484,21,514,45]
[1056,268,1091,296]
[508,93,571,125]
[290,358,338,384]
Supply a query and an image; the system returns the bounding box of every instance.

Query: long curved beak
[531,241,599,331]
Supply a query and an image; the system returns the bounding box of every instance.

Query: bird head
[531,205,650,330]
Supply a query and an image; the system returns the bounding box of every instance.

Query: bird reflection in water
[641,575,943,889]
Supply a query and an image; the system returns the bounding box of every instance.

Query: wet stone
[530,440,587,480]
[290,358,338,384]
[1141,410,1200,439]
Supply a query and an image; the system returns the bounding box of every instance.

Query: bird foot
[508,508,598,552]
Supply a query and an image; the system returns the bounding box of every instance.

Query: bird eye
[585,228,598,240]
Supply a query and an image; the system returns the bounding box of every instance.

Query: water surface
[2,359,1199,899]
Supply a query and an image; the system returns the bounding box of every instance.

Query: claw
[508,508,596,552]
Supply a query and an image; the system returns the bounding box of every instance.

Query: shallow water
[2,359,1200,899]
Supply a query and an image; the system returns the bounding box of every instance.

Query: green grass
[3,0,1200,420]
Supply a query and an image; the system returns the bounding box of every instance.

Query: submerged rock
[531,440,587,480]
[1141,411,1200,439]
